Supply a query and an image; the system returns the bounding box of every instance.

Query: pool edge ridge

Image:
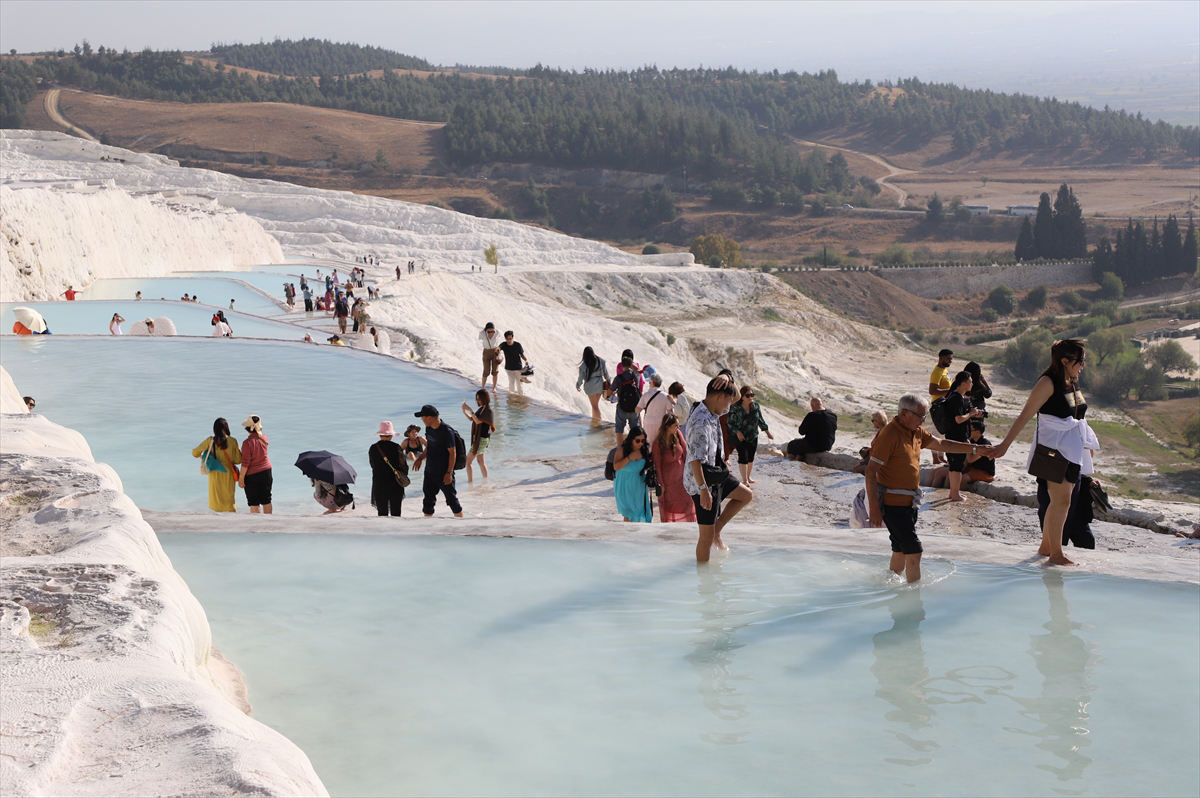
[143,512,1200,586]
[0,398,329,794]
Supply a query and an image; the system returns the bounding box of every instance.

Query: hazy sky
[3,0,1197,120]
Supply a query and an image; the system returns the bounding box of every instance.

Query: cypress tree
[1033,192,1055,258]
[1183,219,1198,278]
[1161,214,1183,275]
[1052,183,1087,258]
[1015,217,1037,261]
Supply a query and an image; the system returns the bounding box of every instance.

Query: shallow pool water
[159,534,1200,798]
[79,277,285,317]
[2,337,605,513]
[2,301,308,340]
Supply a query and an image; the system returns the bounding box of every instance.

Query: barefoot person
[191,418,241,513]
[462,389,495,481]
[237,414,273,514]
[411,405,464,518]
[612,425,653,522]
[727,384,773,484]
[479,322,503,392]
[991,339,1098,567]
[575,346,611,421]
[943,371,984,502]
[685,376,754,563]
[864,393,991,582]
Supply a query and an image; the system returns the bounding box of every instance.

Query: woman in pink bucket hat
[368,421,408,516]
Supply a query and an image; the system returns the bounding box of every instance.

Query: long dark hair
[212,417,230,450]
[475,388,491,408]
[621,425,651,475]
[1041,339,1086,389]
[964,361,990,392]
[580,346,599,377]
[655,413,681,456]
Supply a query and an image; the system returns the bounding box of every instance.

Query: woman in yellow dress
[192,417,242,512]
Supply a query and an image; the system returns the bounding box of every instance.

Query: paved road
[44,88,99,142]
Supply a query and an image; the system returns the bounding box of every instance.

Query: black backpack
[929,397,949,434]
[333,484,355,508]
[604,446,619,480]
[616,372,641,413]
[445,425,467,470]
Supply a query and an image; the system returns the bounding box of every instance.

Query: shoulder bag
[383,447,411,488]
[701,427,731,495]
[1027,417,1069,484]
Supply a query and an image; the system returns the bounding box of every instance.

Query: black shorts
[735,439,757,464]
[946,452,967,473]
[243,469,273,506]
[882,503,922,555]
[691,472,742,526]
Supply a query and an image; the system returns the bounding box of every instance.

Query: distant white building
[1008,205,1038,216]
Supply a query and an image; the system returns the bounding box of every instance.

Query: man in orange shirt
[864,393,991,582]
[62,286,77,300]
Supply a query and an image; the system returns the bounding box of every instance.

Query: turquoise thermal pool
[2,300,307,340]
[79,277,285,317]
[2,336,606,513]
[159,534,1200,798]
[174,270,374,298]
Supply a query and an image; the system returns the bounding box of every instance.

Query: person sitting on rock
[785,397,838,462]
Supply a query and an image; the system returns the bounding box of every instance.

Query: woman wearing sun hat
[369,421,408,517]
[238,414,273,514]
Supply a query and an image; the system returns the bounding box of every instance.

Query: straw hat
[241,415,263,433]
[377,421,396,437]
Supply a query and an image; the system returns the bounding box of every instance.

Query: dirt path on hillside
[44,89,97,142]
[791,135,914,204]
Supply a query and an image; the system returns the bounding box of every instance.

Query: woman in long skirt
[652,413,696,523]
[192,417,241,512]
[613,425,652,522]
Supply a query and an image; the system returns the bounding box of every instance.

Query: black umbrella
[294,450,357,485]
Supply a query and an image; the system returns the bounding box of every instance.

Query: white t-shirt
[478,329,502,350]
[212,321,232,337]
[637,389,673,443]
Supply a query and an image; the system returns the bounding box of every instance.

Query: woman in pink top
[238,414,273,514]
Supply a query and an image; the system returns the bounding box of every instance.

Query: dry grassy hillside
[27,90,1199,269]
[50,90,444,172]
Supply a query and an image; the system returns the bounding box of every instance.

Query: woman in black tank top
[400,424,427,462]
[993,339,1093,567]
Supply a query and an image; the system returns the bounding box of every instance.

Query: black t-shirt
[498,341,525,371]
[968,435,995,476]
[473,407,494,441]
[943,392,971,441]
[798,409,838,451]
[424,423,456,476]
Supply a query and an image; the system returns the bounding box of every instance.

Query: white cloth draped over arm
[1028,414,1100,476]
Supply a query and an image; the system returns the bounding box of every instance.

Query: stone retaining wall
[877,261,1093,298]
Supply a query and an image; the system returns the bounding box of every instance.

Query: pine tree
[1015,217,1036,261]
[1033,192,1055,259]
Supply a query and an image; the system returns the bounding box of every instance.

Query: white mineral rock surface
[0,367,329,796]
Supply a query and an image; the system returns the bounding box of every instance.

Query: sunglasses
[904,409,928,421]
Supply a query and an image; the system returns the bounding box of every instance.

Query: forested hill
[3,42,1198,193]
[210,39,434,76]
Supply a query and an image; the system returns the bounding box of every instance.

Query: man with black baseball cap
[411,405,464,517]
